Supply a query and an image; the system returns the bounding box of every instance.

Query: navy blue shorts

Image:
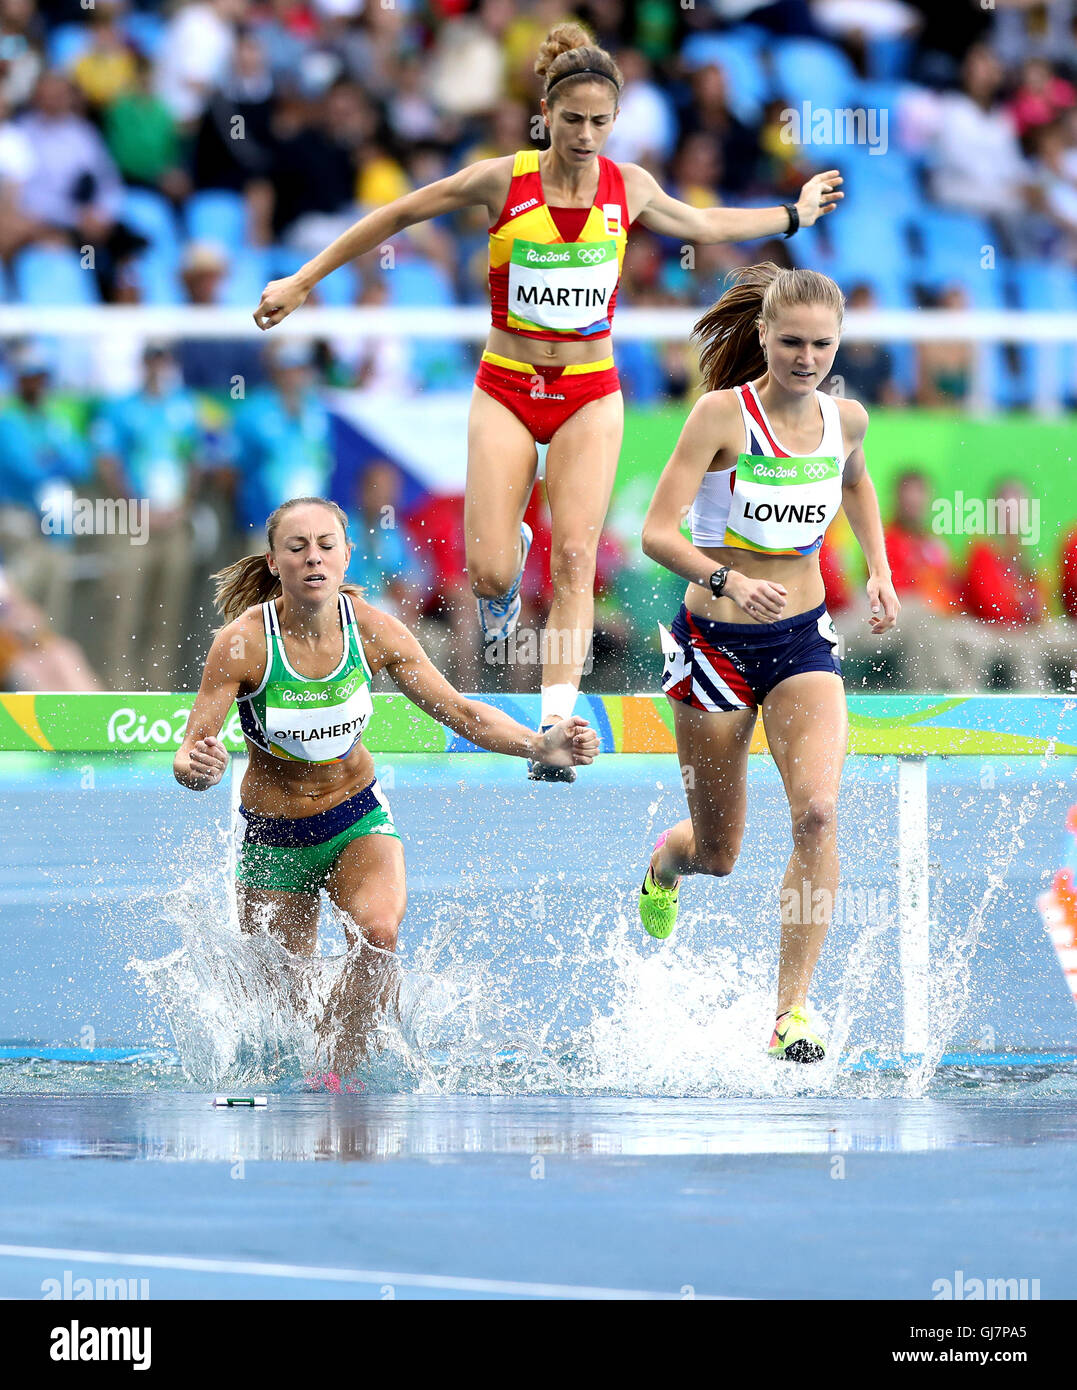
[659,600,842,712]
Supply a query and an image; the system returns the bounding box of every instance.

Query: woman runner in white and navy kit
[638,265,899,1063]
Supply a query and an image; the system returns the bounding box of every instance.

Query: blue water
[0,751,1075,1298]
[0,753,1074,1077]
[0,1093,1074,1298]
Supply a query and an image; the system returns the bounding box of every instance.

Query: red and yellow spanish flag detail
[488,149,631,341]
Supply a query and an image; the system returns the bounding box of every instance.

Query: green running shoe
[767,1006,826,1063]
[639,832,679,939]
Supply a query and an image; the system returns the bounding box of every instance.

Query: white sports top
[688,382,847,557]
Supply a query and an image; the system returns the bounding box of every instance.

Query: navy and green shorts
[235,778,400,894]
[659,600,842,712]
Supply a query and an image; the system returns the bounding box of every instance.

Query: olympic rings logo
[803,460,831,480]
[577,247,607,264]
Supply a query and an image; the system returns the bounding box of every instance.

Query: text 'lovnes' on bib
[489,149,630,341]
[724,451,842,556]
[237,593,374,764]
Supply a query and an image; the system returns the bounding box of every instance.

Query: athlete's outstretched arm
[641,390,790,623]
[837,401,900,636]
[364,607,598,768]
[253,158,504,329]
[173,624,251,789]
[626,165,842,245]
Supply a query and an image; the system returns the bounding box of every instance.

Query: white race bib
[507,237,619,334]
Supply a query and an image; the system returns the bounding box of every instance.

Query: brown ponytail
[212,496,364,627]
[535,21,622,107]
[692,262,846,394]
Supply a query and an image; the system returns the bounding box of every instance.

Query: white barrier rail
[2,306,1077,342]
[6,305,1074,412]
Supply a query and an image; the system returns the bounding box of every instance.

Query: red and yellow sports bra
[488,149,632,341]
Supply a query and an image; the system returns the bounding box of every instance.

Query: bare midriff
[685,547,826,626]
[483,323,614,368]
[239,740,377,818]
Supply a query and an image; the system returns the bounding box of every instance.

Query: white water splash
[118,749,1070,1100]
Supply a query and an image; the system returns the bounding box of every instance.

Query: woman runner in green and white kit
[174,496,597,1073]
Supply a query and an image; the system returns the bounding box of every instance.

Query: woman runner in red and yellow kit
[254,21,842,780]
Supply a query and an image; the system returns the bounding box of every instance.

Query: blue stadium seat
[679,26,770,122]
[12,245,101,305]
[1010,261,1077,407]
[795,239,915,305]
[915,208,997,280]
[273,248,359,307]
[47,23,91,69]
[124,11,166,58]
[917,265,1006,309]
[121,188,181,261]
[185,191,247,249]
[771,37,860,111]
[410,343,472,392]
[1011,260,1077,312]
[825,207,914,280]
[384,259,457,307]
[216,246,273,307]
[852,79,914,116]
[847,269,916,309]
[377,258,468,388]
[312,264,360,307]
[272,247,305,278]
[864,34,916,81]
[838,145,921,211]
[129,250,182,305]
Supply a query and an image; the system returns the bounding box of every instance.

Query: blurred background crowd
[1,0,1076,695]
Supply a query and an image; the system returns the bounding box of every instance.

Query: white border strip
[228,754,246,878]
[897,756,930,1054]
[0,1243,735,1301]
[2,305,1074,342]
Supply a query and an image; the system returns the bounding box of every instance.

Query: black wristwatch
[783,203,800,238]
[709,566,730,598]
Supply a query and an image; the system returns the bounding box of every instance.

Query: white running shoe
[477,522,532,644]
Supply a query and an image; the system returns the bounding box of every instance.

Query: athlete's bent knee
[697,845,738,878]
[361,915,401,952]
[792,798,837,843]
[469,567,515,600]
[468,537,524,598]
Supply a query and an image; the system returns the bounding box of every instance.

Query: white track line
[0,1243,734,1300]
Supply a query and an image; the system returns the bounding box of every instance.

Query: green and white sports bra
[237,593,374,764]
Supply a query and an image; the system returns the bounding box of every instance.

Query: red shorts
[475,350,621,445]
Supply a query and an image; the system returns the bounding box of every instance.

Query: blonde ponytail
[212,552,281,626]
